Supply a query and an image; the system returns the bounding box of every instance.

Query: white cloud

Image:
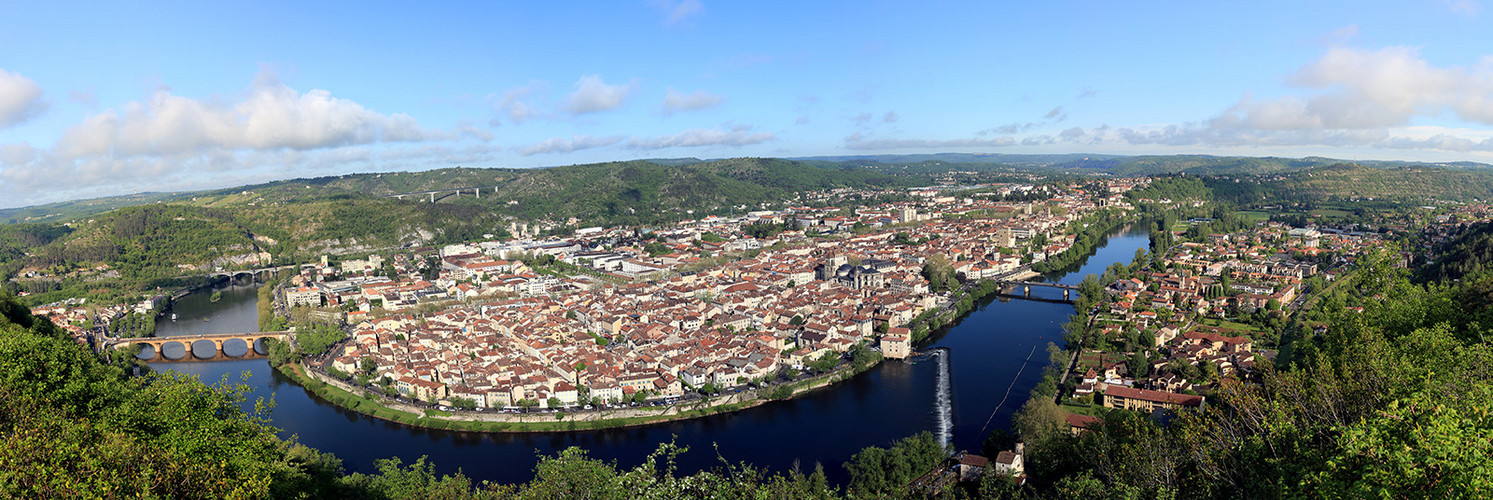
[1214,46,1493,131]
[843,133,1016,150]
[491,82,545,125]
[979,122,1038,135]
[661,88,724,115]
[0,69,47,128]
[68,89,97,108]
[1444,0,1481,18]
[564,75,637,114]
[883,111,899,123]
[53,71,432,159]
[517,135,625,156]
[1034,44,1493,157]
[0,71,452,207]
[650,0,703,25]
[625,126,773,150]
[1320,24,1359,45]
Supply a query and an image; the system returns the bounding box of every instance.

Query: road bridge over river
[206,265,296,281]
[992,279,1079,301]
[106,331,293,362]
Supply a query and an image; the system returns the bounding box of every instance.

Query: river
[148,225,1149,485]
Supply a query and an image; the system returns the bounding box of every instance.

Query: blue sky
[2,0,1492,207]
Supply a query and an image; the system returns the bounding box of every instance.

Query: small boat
[171,313,178,321]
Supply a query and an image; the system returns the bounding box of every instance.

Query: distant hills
[5,154,1493,303]
[7,154,1492,226]
[791,152,1493,177]
[0,158,925,294]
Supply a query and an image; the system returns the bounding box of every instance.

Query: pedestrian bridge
[108,331,292,362]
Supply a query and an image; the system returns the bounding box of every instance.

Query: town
[295,181,1120,412]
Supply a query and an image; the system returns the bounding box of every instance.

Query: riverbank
[276,352,889,433]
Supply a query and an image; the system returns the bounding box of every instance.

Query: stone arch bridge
[107,331,293,362]
[207,265,295,281]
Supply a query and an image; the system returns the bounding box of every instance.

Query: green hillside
[0,192,195,225]
[1418,221,1493,283]
[0,159,924,303]
[1134,163,1493,207]
[180,158,921,226]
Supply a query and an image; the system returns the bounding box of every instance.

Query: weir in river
[933,347,953,449]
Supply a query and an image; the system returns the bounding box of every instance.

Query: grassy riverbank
[274,351,887,433]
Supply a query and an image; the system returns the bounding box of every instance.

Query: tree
[1128,350,1150,378]
[809,352,840,373]
[360,356,377,375]
[450,397,477,411]
[1014,397,1066,440]
[921,254,958,292]
[546,397,561,409]
[844,432,947,497]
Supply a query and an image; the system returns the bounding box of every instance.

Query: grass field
[1198,318,1258,332]
[1235,211,1272,223]
[1061,402,1106,418]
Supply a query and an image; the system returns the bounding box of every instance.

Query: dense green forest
[1132,163,1493,207]
[1417,220,1493,283]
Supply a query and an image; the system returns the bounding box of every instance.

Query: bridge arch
[160,341,187,361]
[191,339,219,359]
[223,338,249,358]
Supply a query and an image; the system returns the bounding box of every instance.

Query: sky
[2,1,1493,208]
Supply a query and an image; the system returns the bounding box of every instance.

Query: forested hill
[1128,163,1493,206]
[1418,220,1493,283]
[0,159,923,301]
[8,154,1493,226]
[181,158,919,222]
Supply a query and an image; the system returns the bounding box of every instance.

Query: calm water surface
[150,227,1148,485]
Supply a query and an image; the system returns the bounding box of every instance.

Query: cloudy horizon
[3,1,1493,208]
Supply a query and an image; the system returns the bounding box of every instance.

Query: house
[396,376,447,402]
[957,453,989,481]
[1065,414,1102,436]
[880,328,912,360]
[1102,386,1205,412]
[286,286,323,308]
[989,444,1025,480]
